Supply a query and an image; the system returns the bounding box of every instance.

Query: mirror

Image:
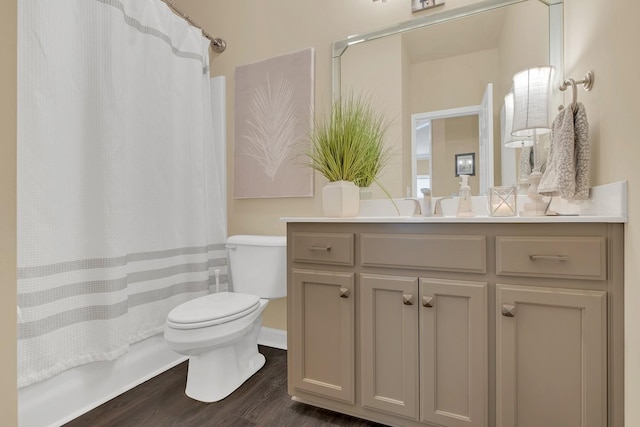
[333,0,564,198]
[412,84,493,197]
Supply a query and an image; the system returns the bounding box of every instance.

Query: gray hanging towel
[538,102,590,200]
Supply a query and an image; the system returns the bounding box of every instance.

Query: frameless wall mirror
[332,0,563,198]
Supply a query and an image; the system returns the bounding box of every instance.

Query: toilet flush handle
[225,243,237,251]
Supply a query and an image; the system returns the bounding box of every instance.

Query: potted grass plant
[307,94,392,217]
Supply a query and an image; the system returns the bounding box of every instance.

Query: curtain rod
[161,0,226,53]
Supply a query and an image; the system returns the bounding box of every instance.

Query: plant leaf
[306,93,393,187]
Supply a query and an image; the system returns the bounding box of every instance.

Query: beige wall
[497,0,549,99]
[417,159,430,175]
[431,116,479,197]
[496,1,548,187]
[402,36,413,197]
[447,116,479,196]
[6,0,640,425]
[1,1,17,425]
[342,35,404,198]
[410,48,500,114]
[563,0,640,422]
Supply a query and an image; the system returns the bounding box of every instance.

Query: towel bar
[559,70,594,111]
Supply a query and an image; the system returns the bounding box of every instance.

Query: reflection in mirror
[415,115,481,197]
[334,0,563,198]
[412,83,494,197]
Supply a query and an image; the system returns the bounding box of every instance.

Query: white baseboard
[258,326,287,350]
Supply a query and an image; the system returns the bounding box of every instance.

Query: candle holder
[488,186,517,217]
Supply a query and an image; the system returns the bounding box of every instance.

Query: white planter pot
[359,186,373,200]
[322,181,360,217]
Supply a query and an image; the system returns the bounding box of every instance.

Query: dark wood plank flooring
[65,346,385,427]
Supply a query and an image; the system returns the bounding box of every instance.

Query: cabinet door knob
[422,296,434,308]
[403,294,414,305]
[501,304,516,317]
[339,287,350,298]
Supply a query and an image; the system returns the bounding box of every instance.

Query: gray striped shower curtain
[17,0,227,387]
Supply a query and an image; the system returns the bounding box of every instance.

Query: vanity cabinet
[290,269,355,404]
[419,278,487,427]
[287,222,624,427]
[496,284,606,427]
[325,272,488,426]
[359,273,419,419]
[289,232,356,404]
[494,235,608,427]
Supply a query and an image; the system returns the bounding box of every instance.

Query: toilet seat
[167,292,261,330]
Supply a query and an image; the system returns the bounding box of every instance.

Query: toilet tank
[226,235,287,299]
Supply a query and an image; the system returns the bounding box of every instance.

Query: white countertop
[282,182,628,224]
[281,214,626,223]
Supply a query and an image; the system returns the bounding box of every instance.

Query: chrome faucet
[433,196,453,216]
[403,198,422,216]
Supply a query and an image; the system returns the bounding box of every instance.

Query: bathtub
[18,327,286,427]
[18,334,186,427]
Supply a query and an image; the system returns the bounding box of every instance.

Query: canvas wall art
[234,47,315,198]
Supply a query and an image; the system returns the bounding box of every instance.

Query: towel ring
[559,71,594,111]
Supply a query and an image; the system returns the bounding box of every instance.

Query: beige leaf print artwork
[242,74,297,180]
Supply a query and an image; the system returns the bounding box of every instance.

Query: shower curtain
[17,0,227,387]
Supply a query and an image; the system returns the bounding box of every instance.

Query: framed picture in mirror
[455,153,475,177]
[411,0,444,13]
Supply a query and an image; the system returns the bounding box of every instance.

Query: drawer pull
[422,296,434,308]
[529,254,568,261]
[309,245,332,252]
[501,304,516,317]
[403,294,415,305]
[339,287,350,298]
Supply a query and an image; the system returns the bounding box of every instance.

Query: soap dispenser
[456,175,475,217]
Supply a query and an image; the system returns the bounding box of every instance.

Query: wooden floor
[66,346,384,427]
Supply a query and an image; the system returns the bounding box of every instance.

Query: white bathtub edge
[18,334,186,427]
[19,327,288,427]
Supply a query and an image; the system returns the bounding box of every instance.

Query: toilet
[164,235,286,403]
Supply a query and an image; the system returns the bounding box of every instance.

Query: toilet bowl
[164,235,286,403]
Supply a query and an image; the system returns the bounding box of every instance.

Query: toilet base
[183,314,266,403]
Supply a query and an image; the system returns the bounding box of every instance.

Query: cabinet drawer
[361,234,486,273]
[496,236,606,280]
[292,232,354,266]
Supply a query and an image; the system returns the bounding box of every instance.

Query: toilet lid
[167,292,261,328]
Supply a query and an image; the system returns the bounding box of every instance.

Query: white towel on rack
[538,102,590,200]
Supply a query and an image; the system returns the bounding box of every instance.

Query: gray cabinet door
[290,269,355,404]
[360,273,419,420]
[496,284,606,427]
[420,278,488,427]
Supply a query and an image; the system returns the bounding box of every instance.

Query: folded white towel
[538,102,590,200]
